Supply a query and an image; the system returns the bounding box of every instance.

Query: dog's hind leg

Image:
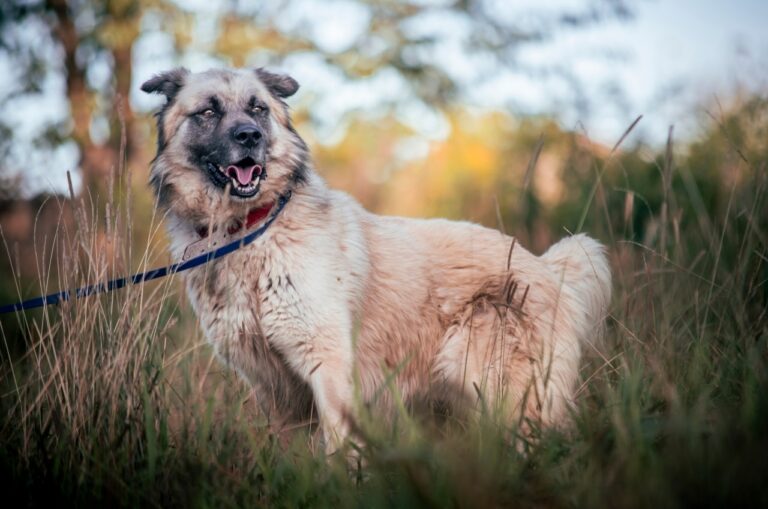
[432,245,609,431]
[433,297,541,423]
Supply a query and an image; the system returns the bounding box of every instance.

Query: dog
[141,67,611,453]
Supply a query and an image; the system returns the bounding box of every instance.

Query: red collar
[195,201,275,239]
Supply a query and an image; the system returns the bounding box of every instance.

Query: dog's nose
[232,124,263,147]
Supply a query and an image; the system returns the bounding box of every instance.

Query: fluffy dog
[141,67,611,452]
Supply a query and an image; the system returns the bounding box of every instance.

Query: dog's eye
[251,105,267,114]
[198,109,216,118]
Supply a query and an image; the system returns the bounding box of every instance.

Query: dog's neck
[165,169,330,261]
[194,201,275,239]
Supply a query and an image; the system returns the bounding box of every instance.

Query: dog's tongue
[226,165,259,186]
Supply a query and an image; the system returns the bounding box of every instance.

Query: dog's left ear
[256,68,300,99]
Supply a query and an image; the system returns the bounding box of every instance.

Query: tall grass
[1,120,767,508]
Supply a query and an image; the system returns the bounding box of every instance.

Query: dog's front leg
[288,331,355,456]
[265,302,355,454]
[310,347,355,455]
[259,237,363,456]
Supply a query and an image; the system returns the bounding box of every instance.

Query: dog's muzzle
[205,156,266,198]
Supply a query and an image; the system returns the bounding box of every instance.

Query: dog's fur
[142,67,611,451]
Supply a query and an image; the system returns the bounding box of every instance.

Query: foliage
[0,0,636,198]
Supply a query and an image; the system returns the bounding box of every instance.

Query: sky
[2,0,768,196]
[507,0,768,143]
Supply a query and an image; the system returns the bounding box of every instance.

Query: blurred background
[1,4,768,503]
[0,0,766,303]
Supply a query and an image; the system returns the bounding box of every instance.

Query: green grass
[1,123,767,508]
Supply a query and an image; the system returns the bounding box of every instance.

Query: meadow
[1,102,767,507]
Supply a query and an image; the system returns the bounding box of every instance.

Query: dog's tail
[536,233,612,424]
[543,233,612,346]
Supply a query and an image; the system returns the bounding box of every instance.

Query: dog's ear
[141,68,190,100]
[256,68,300,99]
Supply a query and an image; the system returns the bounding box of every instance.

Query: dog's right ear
[140,68,190,100]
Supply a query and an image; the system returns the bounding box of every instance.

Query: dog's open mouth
[206,157,265,198]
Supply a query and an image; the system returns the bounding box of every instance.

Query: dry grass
[1,116,767,507]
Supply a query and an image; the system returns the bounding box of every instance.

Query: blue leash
[0,192,291,314]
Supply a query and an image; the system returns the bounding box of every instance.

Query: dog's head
[142,67,308,218]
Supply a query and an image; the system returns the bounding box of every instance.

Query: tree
[0,0,635,199]
[0,0,188,196]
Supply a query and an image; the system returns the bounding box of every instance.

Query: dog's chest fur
[166,190,369,397]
